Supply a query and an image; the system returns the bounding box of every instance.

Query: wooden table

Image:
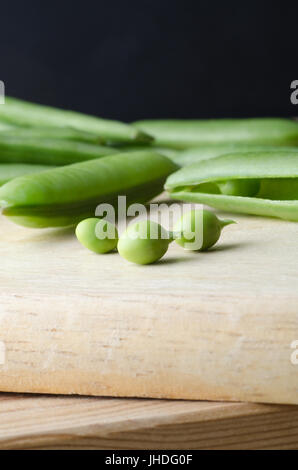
[0,207,297,404]
[0,393,298,450]
[0,202,298,449]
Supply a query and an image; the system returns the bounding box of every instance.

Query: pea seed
[118,220,172,265]
[174,209,235,251]
[218,179,260,197]
[76,218,118,254]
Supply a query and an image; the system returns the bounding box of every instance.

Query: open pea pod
[165,150,298,221]
[0,151,177,228]
[0,135,117,165]
[134,119,298,149]
[0,97,153,144]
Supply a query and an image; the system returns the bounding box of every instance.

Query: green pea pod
[0,135,117,165]
[0,97,153,144]
[117,144,180,161]
[165,150,298,221]
[0,163,51,186]
[0,151,178,228]
[134,119,298,149]
[0,126,105,144]
[0,122,14,132]
[171,144,298,166]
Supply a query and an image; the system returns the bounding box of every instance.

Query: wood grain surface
[0,201,297,404]
[0,393,298,450]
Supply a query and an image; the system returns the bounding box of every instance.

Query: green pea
[118,220,172,265]
[174,209,235,251]
[217,179,260,197]
[76,218,118,254]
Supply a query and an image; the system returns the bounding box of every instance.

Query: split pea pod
[0,135,117,165]
[0,151,178,228]
[134,119,298,149]
[0,97,153,144]
[165,150,298,221]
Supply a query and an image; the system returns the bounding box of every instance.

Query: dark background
[0,1,297,121]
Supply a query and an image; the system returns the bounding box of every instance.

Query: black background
[0,1,297,121]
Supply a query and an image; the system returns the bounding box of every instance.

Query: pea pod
[0,135,117,165]
[0,126,105,144]
[171,144,298,166]
[0,151,178,228]
[134,119,298,149]
[117,144,180,161]
[0,97,153,144]
[165,150,298,221]
[0,122,14,132]
[0,163,51,186]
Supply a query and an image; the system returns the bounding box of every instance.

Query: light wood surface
[0,393,298,450]
[0,202,297,404]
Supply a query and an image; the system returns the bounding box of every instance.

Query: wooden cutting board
[1,393,298,450]
[0,200,297,404]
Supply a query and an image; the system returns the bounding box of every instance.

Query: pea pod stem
[219,219,237,228]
